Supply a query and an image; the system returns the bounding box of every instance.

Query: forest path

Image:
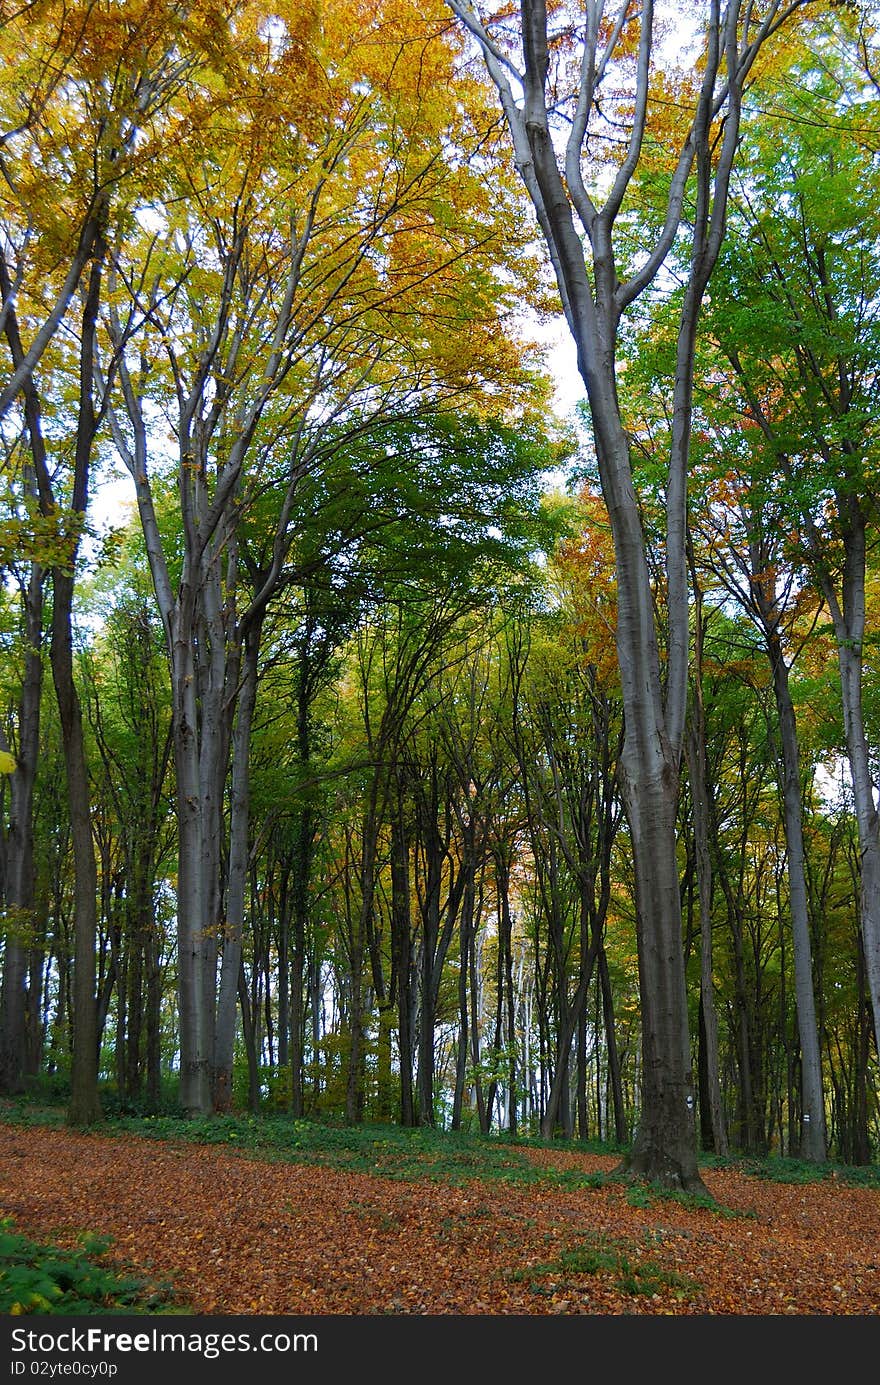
[1,1124,878,1315]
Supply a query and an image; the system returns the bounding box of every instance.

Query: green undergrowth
[701,1152,880,1188]
[616,1179,752,1219]
[509,1230,701,1302]
[104,1113,620,1193]
[3,1099,876,1196]
[0,1219,185,1316]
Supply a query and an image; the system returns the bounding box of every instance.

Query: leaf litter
[0,1124,877,1315]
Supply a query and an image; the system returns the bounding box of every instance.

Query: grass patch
[87,1112,621,1194]
[509,1231,700,1302]
[0,1219,183,1315]
[618,1180,753,1219]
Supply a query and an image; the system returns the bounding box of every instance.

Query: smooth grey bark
[171,582,219,1116]
[760,616,827,1162]
[214,615,262,1111]
[390,802,416,1127]
[685,555,728,1155]
[51,251,105,1127]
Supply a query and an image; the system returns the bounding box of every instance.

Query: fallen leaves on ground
[1,1125,877,1315]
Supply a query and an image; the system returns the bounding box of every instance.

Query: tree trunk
[598,946,627,1145]
[53,249,105,1128]
[451,839,476,1131]
[345,803,377,1124]
[622,770,701,1186]
[173,620,213,1117]
[0,559,43,1094]
[762,627,826,1162]
[686,739,728,1156]
[390,807,415,1127]
[214,618,262,1111]
[834,620,880,1066]
[53,578,101,1124]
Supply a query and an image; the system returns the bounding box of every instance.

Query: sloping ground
[1,1124,877,1315]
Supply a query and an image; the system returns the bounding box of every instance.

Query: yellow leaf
[0,751,16,774]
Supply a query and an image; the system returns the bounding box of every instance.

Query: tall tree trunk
[761,623,826,1162]
[685,561,728,1156]
[390,806,415,1127]
[451,833,477,1131]
[824,528,880,1065]
[346,794,378,1124]
[214,617,262,1110]
[54,602,100,1117]
[0,559,43,1094]
[48,247,105,1127]
[288,676,314,1119]
[598,946,627,1145]
[173,619,213,1116]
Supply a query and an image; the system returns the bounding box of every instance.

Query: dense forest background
[1,0,878,1170]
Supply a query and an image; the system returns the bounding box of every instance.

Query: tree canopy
[1,0,878,1180]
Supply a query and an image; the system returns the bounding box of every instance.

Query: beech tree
[0,462,43,1096]
[99,0,548,1116]
[698,50,880,1070]
[444,0,814,1186]
[0,0,235,1121]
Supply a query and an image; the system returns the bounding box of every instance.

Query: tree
[0,446,44,1094]
[1,231,107,1124]
[698,475,828,1160]
[100,0,551,1116]
[445,0,813,1187]
[699,46,880,1068]
[0,0,245,1124]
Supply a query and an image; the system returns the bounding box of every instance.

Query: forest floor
[1,1114,878,1315]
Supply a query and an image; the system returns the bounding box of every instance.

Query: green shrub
[0,1219,182,1315]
